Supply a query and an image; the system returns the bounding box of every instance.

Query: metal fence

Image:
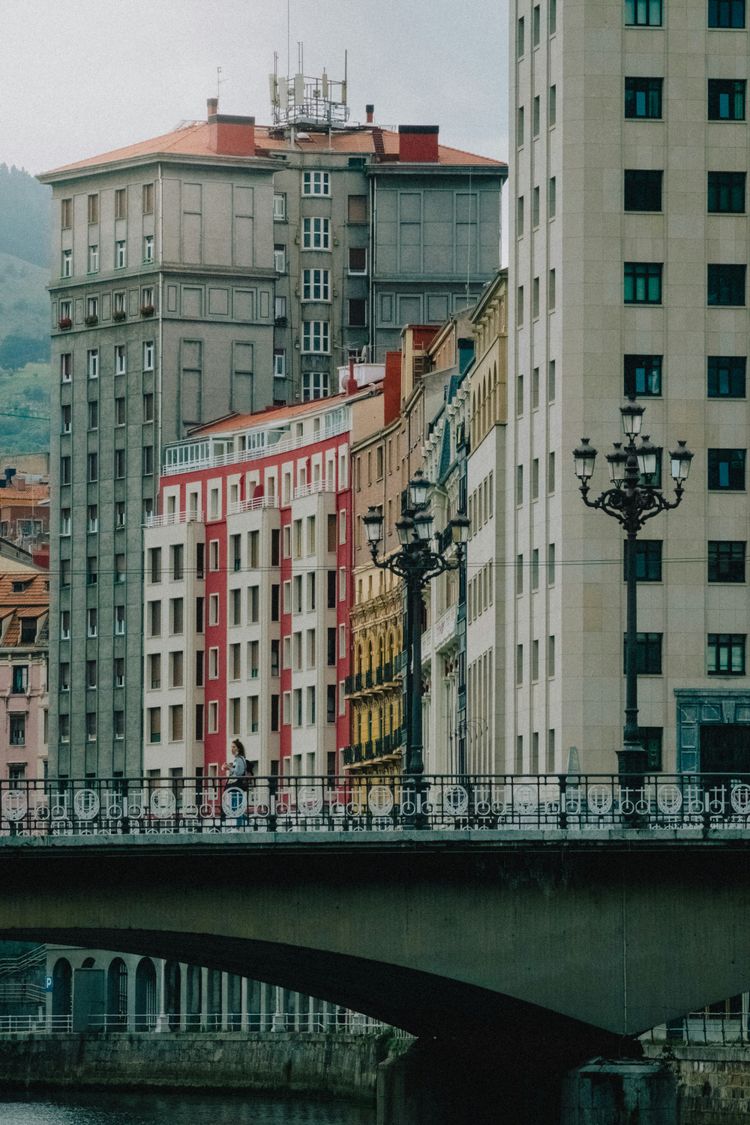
[0,1011,402,1037]
[2,773,750,836]
[644,1012,750,1047]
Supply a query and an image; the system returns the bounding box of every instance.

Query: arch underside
[3,923,620,1061]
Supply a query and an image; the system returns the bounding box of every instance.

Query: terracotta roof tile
[43,121,504,176]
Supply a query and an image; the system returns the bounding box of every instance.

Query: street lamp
[363,471,469,793]
[573,403,693,782]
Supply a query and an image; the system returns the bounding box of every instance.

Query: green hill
[0,251,49,355]
[0,164,50,269]
[0,361,50,455]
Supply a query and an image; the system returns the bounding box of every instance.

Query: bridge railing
[643,1011,750,1046]
[0,1011,399,1037]
[1,772,750,836]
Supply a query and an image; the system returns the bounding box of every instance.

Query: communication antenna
[216,66,228,101]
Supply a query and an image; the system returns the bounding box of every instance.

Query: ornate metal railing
[1,773,750,836]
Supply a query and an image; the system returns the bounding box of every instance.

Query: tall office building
[40,84,503,777]
[509,0,750,774]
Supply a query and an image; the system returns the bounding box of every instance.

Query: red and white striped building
[142,369,384,783]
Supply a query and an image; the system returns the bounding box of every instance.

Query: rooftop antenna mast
[216,66,227,102]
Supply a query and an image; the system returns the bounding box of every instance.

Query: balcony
[144,510,203,529]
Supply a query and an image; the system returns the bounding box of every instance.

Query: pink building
[142,376,383,782]
[0,570,49,782]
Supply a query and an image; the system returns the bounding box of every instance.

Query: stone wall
[0,1032,396,1103]
[643,1045,750,1124]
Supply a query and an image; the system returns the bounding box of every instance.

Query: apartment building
[509,0,750,773]
[142,378,384,781]
[39,91,504,779]
[0,569,49,782]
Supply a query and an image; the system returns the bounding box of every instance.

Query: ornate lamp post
[362,471,469,787]
[573,403,693,780]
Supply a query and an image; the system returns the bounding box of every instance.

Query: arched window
[107,958,128,1030]
[52,958,72,1022]
[135,957,157,1031]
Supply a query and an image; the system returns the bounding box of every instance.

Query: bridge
[2,772,750,1122]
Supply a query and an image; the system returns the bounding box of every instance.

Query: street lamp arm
[368,544,462,587]
[579,481,686,533]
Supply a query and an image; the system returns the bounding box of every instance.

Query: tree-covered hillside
[0,167,51,454]
[0,164,50,269]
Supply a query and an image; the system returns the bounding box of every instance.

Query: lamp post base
[617,740,648,826]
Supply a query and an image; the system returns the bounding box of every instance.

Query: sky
[1,0,508,177]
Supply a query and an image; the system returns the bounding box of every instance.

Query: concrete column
[272,985,284,1031]
[561,1060,677,1125]
[179,961,188,1031]
[126,955,138,1033]
[220,971,229,1032]
[154,958,169,1032]
[200,966,208,1031]
[240,977,248,1032]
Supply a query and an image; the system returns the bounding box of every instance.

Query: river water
[0,1090,376,1124]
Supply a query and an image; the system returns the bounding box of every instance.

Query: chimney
[398,125,439,163]
[365,104,374,124]
[346,357,358,395]
[207,100,256,156]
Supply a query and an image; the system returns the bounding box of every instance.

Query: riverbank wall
[0,1032,399,1103]
[642,1043,750,1124]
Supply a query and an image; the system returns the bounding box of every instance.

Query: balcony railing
[162,416,349,477]
[144,510,203,529]
[346,662,403,696]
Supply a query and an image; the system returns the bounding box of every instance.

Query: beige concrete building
[509,0,750,774]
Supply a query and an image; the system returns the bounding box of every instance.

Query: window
[348,299,367,327]
[639,727,663,772]
[624,169,663,211]
[61,198,73,228]
[114,344,126,375]
[302,171,330,196]
[624,0,662,25]
[624,354,662,397]
[516,196,525,238]
[143,340,155,370]
[348,247,367,274]
[625,539,662,581]
[61,404,72,434]
[87,608,98,638]
[115,240,126,268]
[708,0,746,27]
[87,555,97,586]
[141,285,154,311]
[11,665,28,694]
[61,249,72,277]
[708,633,746,674]
[143,446,154,475]
[624,262,662,304]
[517,15,525,55]
[273,192,286,220]
[87,348,99,379]
[113,291,126,317]
[708,541,746,583]
[114,449,125,478]
[707,264,745,305]
[549,0,557,33]
[708,448,746,489]
[143,392,154,421]
[60,353,72,383]
[10,715,26,747]
[548,85,557,127]
[302,217,330,250]
[624,632,662,674]
[114,187,127,219]
[708,171,745,213]
[60,611,71,640]
[87,193,99,224]
[142,182,154,214]
[625,77,663,119]
[274,244,286,272]
[87,245,99,273]
[273,349,286,378]
[87,452,98,482]
[348,195,367,223]
[302,321,330,354]
[114,553,125,584]
[171,597,185,634]
[302,268,330,301]
[87,505,98,533]
[708,79,746,120]
[114,605,125,635]
[60,455,71,485]
[707,356,746,397]
[533,96,540,137]
[517,106,525,147]
[148,600,161,637]
[115,397,126,425]
[532,4,541,45]
[86,296,99,324]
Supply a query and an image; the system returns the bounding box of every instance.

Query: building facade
[0,569,49,782]
[509,0,750,773]
[39,95,504,780]
[142,380,384,781]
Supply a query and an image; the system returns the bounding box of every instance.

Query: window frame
[708,541,746,583]
[624,0,662,26]
[708,78,746,121]
[624,77,663,119]
[707,263,746,306]
[707,633,746,675]
[624,354,662,397]
[624,261,663,304]
[707,171,746,213]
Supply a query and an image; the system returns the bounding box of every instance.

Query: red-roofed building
[38,87,504,778]
[142,369,385,782]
